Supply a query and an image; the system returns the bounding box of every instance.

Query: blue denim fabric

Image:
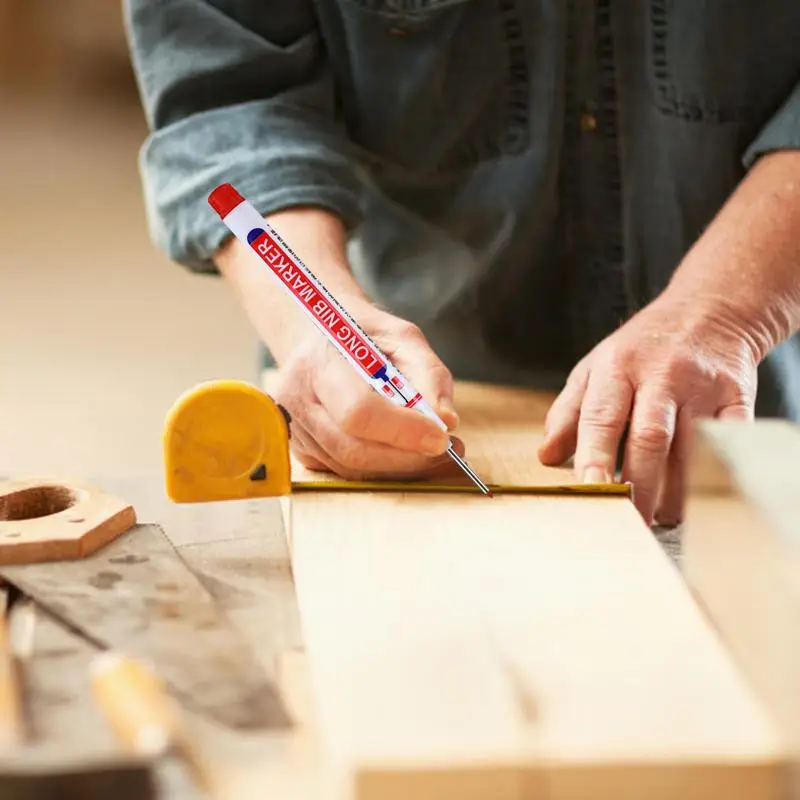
[123,0,800,416]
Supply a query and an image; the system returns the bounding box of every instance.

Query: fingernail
[582,466,611,484]
[421,431,449,457]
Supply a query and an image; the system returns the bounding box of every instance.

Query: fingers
[621,389,677,525]
[654,409,690,527]
[537,361,590,466]
[573,367,634,483]
[302,401,454,481]
[653,397,752,525]
[290,423,338,474]
[274,317,461,482]
[380,321,459,429]
[313,353,451,457]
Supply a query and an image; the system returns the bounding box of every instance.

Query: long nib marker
[209,183,493,497]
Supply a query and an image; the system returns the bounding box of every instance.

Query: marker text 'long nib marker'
[208,183,493,497]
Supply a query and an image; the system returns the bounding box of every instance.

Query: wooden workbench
[3,473,688,798]
[0,474,319,798]
[0,379,780,797]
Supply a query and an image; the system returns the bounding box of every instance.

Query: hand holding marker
[209,184,493,497]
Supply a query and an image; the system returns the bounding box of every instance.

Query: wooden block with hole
[0,479,136,565]
[272,377,786,800]
[684,419,800,796]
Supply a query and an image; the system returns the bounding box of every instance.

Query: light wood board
[684,420,800,797]
[284,381,785,799]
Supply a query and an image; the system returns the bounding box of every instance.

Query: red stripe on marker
[406,393,423,409]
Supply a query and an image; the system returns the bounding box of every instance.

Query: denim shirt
[124,0,800,418]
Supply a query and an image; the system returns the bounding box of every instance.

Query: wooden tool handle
[0,590,24,748]
[90,652,221,795]
[90,651,176,757]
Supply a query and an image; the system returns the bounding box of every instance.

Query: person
[122,1,800,527]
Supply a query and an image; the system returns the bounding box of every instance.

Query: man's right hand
[271,303,462,479]
[215,205,462,480]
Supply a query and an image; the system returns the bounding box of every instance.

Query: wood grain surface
[0,378,791,799]
[283,380,785,799]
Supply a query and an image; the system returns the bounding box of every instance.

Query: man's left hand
[537,293,759,526]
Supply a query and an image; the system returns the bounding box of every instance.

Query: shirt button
[579,110,597,132]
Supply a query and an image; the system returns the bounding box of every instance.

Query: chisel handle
[0,591,24,748]
[90,652,220,794]
[90,651,176,757]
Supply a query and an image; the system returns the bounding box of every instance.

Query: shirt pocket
[649,0,800,124]
[332,0,531,174]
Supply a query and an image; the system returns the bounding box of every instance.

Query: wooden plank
[284,381,785,799]
[684,420,800,796]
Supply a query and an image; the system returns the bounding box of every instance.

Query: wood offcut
[685,420,800,798]
[0,480,136,565]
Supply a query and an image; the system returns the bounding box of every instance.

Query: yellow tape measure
[163,380,630,503]
[163,380,291,503]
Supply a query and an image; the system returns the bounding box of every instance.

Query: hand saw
[0,487,291,733]
[161,379,630,501]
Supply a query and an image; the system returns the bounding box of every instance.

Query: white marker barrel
[209,185,446,431]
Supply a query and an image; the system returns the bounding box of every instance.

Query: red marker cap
[208,183,244,218]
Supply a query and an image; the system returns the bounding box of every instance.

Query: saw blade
[0,524,290,732]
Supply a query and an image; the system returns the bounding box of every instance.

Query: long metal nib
[446,445,493,497]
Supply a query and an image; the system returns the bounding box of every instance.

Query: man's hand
[540,150,800,527]
[537,294,758,526]
[272,303,462,479]
[215,205,461,480]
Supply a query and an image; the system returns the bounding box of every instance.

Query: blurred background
[0,1,256,477]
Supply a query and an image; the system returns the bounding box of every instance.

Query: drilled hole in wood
[0,486,78,521]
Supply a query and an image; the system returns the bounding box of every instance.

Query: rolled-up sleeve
[743,80,800,170]
[123,0,364,273]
